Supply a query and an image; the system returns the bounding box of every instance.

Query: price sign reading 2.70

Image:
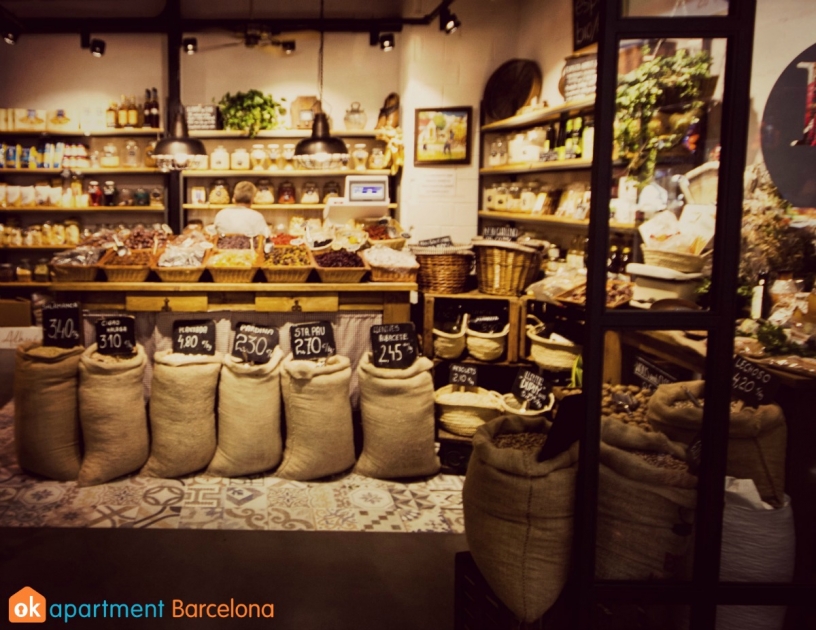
[232,322,279,365]
[290,321,336,361]
[173,320,216,356]
[370,323,418,369]
[95,317,136,356]
[42,302,82,349]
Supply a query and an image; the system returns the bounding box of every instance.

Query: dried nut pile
[365,225,391,240]
[124,227,169,250]
[217,235,254,250]
[601,383,653,431]
[268,233,296,246]
[315,250,364,268]
[91,351,135,363]
[264,246,311,267]
[106,251,153,266]
[493,432,547,451]
[29,345,80,358]
[630,449,689,472]
[208,251,256,268]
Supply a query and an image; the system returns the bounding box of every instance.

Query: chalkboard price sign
[185,104,220,131]
[481,226,519,242]
[95,317,136,356]
[512,368,552,411]
[370,323,418,369]
[232,322,279,364]
[290,321,336,360]
[449,363,478,388]
[732,355,779,407]
[418,236,453,247]
[173,320,216,356]
[42,302,82,349]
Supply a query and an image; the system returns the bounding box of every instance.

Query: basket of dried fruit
[49,247,106,283]
[207,249,259,283]
[260,245,314,283]
[362,218,407,250]
[313,250,369,283]
[361,246,419,283]
[100,249,156,282]
[555,279,634,309]
[434,384,505,437]
[152,234,212,283]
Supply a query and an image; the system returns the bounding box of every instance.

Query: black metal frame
[579,1,815,628]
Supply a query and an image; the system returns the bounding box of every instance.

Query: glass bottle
[128,96,139,127]
[507,182,522,212]
[494,182,510,211]
[117,95,128,128]
[151,88,160,130]
[103,180,116,206]
[253,179,274,204]
[106,102,118,129]
[582,115,595,162]
[123,140,140,168]
[489,137,508,166]
[143,89,153,128]
[87,181,103,206]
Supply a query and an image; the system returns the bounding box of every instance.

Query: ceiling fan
[196,23,304,55]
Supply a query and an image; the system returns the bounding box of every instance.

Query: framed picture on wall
[414,107,473,166]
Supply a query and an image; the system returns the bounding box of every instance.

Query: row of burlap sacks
[14,342,439,486]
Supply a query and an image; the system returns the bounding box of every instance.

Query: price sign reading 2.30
[732,355,780,408]
[173,320,216,356]
[232,322,280,365]
[370,323,418,369]
[42,302,82,349]
[290,321,336,361]
[95,317,136,356]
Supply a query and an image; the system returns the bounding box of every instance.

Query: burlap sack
[207,348,285,477]
[78,344,149,486]
[463,415,579,623]
[141,350,222,478]
[276,354,355,480]
[647,380,786,504]
[355,353,439,479]
[13,341,84,480]
[596,419,698,581]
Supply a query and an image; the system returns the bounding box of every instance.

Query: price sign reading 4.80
[732,355,780,408]
[449,363,478,388]
[95,317,136,356]
[290,321,336,361]
[512,368,552,411]
[232,322,279,365]
[42,302,82,349]
[173,320,216,356]
[370,323,418,369]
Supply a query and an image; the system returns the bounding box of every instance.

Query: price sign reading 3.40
[95,317,136,356]
[42,302,82,349]
[173,320,216,356]
[370,323,418,369]
[449,363,478,388]
[512,368,552,411]
[232,322,279,365]
[290,321,336,361]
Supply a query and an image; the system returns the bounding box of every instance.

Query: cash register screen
[349,182,387,202]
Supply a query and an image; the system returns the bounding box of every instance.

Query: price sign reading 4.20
[290,321,336,361]
[232,322,279,365]
[449,363,478,388]
[370,323,418,369]
[42,302,82,349]
[173,320,216,356]
[95,317,136,356]
[732,355,780,408]
[512,368,552,411]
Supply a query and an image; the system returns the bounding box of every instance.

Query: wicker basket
[410,244,474,294]
[315,260,369,283]
[434,384,505,437]
[260,246,314,283]
[368,266,418,283]
[499,392,554,420]
[207,249,259,283]
[101,249,155,282]
[466,323,510,362]
[526,315,582,372]
[433,314,468,360]
[641,247,712,273]
[152,250,210,283]
[362,218,407,250]
[473,239,539,296]
[50,264,100,283]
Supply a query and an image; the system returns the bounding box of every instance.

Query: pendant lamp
[153,104,207,172]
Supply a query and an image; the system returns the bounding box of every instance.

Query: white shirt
[213,206,270,237]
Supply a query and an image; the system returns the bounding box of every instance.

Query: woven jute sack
[647,380,786,504]
[463,415,578,623]
[13,341,84,480]
[355,353,440,479]
[276,354,355,480]
[207,348,285,477]
[596,419,698,581]
[78,344,149,486]
[141,350,222,478]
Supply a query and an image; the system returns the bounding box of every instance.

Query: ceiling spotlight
[440,7,461,34]
[2,27,19,45]
[90,38,105,57]
[379,33,395,52]
[282,40,296,55]
[182,37,197,55]
[244,32,261,48]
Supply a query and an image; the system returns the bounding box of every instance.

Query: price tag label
[42,302,82,349]
[481,226,519,242]
[95,317,136,356]
[732,355,780,407]
[173,320,216,356]
[290,321,336,361]
[449,363,478,388]
[232,322,279,364]
[418,236,453,247]
[370,323,418,369]
[512,368,552,411]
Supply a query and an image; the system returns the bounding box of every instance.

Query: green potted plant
[217,89,287,137]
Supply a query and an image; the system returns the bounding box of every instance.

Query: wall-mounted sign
[573,0,599,51]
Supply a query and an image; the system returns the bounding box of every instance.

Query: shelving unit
[0,206,165,213]
[480,97,596,132]
[0,128,164,137]
[182,169,389,178]
[479,159,592,175]
[182,203,397,211]
[478,210,635,232]
[189,129,380,139]
[1,167,161,174]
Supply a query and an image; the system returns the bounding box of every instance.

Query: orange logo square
[8,587,46,623]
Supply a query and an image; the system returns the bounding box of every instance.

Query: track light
[440,7,460,34]
[282,40,296,55]
[244,32,261,48]
[90,38,105,57]
[182,37,197,55]
[379,33,395,52]
[2,26,19,45]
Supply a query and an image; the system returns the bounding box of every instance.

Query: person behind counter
[213,181,270,237]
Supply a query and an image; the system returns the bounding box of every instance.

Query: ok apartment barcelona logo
[9,587,45,623]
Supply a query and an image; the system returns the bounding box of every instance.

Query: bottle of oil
[117,95,128,128]
[127,96,139,127]
[105,102,118,129]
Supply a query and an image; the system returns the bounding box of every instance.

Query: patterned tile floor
[0,402,465,533]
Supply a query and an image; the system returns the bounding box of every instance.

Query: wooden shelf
[189,129,382,139]
[182,203,398,211]
[0,128,164,138]
[35,281,416,293]
[480,159,592,175]
[481,97,595,132]
[0,282,52,288]
[478,210,636,232]
[182,169,390,178]
[0,167,162,175]
[0,244,73,250]
[0,206,165,213]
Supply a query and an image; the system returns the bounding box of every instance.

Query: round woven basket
[499,392,555,420]
[526,315,582,372]
[466,323,510,362]
[410,244,474,294]
[472,239,539,296]
[434,384,504,437]
[433,314,468,360]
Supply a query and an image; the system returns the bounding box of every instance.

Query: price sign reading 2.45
[232,322,280,365]
[732,355,780,408]
[370,323,418,369]
[173,320,216,356]
[95,317,136,356]
[42,302,82,349]
[290,321,336,361]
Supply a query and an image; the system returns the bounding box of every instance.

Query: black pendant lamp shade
[153,106,207,172]
[295,112,348,156]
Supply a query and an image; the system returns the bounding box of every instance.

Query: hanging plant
[217,89,287,137]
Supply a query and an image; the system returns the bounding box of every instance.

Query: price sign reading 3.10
[42,302,82,349]
[173,320,216,356]
[95,317,136,356]
[290,321,336,361]
[232,322,279,365]
[370,323,418,369]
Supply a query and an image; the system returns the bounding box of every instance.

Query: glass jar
[124,140,141,168]
[483,183,499,211]
[301,182,320,204]
[368,147,387,170]
[118,187,134,206]
[323,181,341,202]
[494,182,510,211]
[254,179,275,204]
[506,182,522,212]
[134,188,150,206]
[250,144,268,170]
[209,180,231,205]
[0,263,14,282]
[282,143,296,169]
[231,148,250,170]
[51,223,66,245]
[33,258,50,282]
[520,181,538,212]
[87,181,103,207]
[103,181,116,206]
[144,141,157,168]
[150,187,164,206]
[65,220,80,245]
[277,181,296,204]
[211,145,230,170]
[488,137,508,167]
[352,143,369,171]
[507,133,526,164]
[100,142,119,168]
[15,259,32,282]
[344,102,367,130]
[267,144,281,170]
